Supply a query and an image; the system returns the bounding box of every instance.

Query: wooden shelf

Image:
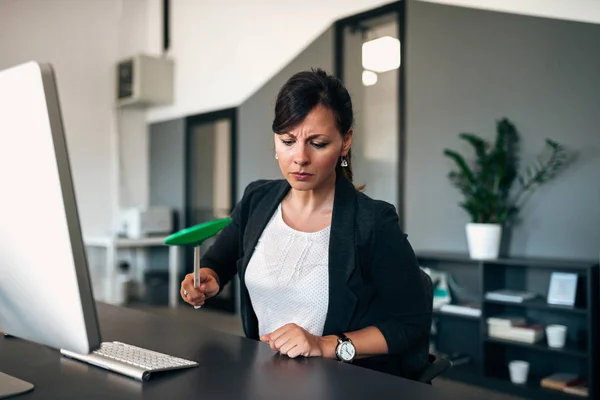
[485,337,588,358]
[484,298,588,315]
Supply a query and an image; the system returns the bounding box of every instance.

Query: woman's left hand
[260,323,325,358]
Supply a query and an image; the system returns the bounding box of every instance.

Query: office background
[1,0,598,241]
[1,0,599,398]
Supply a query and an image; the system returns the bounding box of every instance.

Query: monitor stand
[0,372,34,399]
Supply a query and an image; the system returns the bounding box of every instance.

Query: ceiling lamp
[362,70,378,86]
[362,36,401,73]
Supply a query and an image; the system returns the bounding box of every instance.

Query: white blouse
[245,204,330,338]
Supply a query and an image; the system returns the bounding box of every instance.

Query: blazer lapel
[241,180,290,268]
[239,180,290,339]
[322,175,358,336]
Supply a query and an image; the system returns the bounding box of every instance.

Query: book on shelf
[439,303,481,317]
[485,289,538,303]
[486,316,526,327]
[541,374,588,397]
[541,373,580,390]
[487,323,544,343]
[563,381,588,397]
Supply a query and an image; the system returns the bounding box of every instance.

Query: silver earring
[275,154,278,160]
[341,157,348,167]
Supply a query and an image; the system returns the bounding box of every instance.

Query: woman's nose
[293,144,310,165]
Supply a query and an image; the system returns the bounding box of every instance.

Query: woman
[180,68,432,379]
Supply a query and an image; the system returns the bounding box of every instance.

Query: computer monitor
[0,61,101,397]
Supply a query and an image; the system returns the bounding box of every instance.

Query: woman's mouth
[291,172,313,181]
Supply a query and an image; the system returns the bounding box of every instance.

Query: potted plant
[443,118,571,259]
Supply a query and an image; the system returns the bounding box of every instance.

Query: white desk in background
[83,236,182,308]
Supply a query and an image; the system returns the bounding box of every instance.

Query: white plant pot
[466,223,502,260]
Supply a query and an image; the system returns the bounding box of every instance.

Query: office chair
[417,269,452,383]
[418,353,452,384]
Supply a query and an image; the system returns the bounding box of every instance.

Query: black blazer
[201,175,432,379]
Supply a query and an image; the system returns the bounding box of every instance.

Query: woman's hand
[180,268,220,307]
[260,323,329,359]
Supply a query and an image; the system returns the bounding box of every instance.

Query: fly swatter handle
[193,246,201,309]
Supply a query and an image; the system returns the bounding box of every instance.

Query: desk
[0,304,474,400]
[84,237,181,308]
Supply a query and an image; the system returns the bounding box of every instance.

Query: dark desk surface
[0,303,470,399]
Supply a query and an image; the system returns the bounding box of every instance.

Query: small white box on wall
[116,54,174,107]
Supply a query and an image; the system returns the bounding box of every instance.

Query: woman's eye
[312,142,328,149]
[281,140,294,146]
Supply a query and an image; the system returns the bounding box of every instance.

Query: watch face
[338,342,355,361]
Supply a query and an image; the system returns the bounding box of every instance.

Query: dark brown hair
[272,68,357,183]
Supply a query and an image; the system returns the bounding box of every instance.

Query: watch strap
[337,333,350,343]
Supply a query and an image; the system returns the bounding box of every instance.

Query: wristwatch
[335,334,356,362]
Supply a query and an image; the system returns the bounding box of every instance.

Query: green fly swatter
[164,217,231,308]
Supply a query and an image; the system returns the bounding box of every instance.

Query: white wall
[146,0,394,123]
[0,0,149,236]
[0,0,117,237]
[116,1,151,211]
[2,0,598,236]
[146,0,600,124]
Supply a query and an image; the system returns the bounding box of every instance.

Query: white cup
[509,360,529,384]
[546,324,567,348]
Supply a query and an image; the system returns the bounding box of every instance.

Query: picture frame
[547,272,578,306]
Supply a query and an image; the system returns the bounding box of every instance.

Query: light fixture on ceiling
[362,70,378,86]
[362,36,401,73]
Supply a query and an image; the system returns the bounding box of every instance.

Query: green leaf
[459,133,489,161]
[444,149,476,185]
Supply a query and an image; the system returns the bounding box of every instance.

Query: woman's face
[274,105,352,192]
